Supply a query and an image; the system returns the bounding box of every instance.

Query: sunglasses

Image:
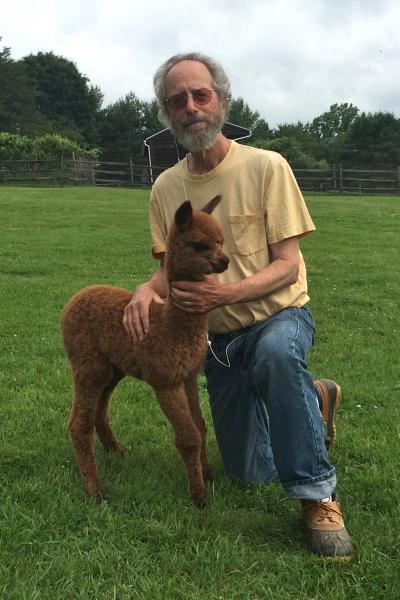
[164,88,215,111]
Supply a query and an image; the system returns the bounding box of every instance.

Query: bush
[253,137,328,169]
[0,132,99,161]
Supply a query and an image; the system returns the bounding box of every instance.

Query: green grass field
[1,186,399,599]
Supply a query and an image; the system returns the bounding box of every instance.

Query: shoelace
[303,500,343,523]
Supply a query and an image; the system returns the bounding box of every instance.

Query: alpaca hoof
[93,489,110,504]
[192,489,207,509]
[194,497,207,509]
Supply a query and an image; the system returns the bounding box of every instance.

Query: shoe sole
[315,379,341,450]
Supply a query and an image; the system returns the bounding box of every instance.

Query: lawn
[1,186,399,599]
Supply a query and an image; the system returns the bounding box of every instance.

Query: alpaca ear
[175,200,193,229]
[201,195,222,215]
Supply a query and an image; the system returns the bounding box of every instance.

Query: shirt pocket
[227,213,265,256]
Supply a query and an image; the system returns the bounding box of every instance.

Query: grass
[0,186,399,599]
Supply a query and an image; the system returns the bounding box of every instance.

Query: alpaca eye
[191,241,211,252]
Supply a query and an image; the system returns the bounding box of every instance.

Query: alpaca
[61,195,229,507]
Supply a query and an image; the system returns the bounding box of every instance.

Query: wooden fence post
[72,152,78,184]
[129,158,134,187]
[89,159,95,185]
[398,166,400,191]
[60,155,64,187]
[333,164,337,191]
[339,164,343,193]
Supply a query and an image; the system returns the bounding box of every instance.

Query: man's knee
[258,329,290,356]
[253,331,295,385]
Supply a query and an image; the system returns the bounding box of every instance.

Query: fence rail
[1,158,400,194]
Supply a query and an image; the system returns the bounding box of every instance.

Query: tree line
[1,39,399,168]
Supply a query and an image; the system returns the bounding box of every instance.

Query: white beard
[169,107,225,152]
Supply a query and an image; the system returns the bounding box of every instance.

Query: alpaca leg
[95,370,124,454]
[184,376,212,482]
[155,385,205,508]
[68,363,113,501]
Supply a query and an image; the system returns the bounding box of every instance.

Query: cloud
[1,0,399,127]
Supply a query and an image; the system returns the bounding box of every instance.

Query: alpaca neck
[164,253,207,326]
[163,286,208,329]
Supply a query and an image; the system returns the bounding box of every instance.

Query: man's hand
[171,275,231,313]
[123,283,165,343]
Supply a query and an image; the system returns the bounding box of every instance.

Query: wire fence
[1,157,400,194]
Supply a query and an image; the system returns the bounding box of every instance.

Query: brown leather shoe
[301,494,353,559]
[314,379,341,450]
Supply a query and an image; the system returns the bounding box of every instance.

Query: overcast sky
[1,0,399,128]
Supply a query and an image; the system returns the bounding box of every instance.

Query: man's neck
[187,134,231,175]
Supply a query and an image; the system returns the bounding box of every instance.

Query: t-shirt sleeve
[149,188,168,258]
[264,155,316,244]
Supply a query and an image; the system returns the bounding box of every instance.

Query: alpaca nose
[213,254,230,273]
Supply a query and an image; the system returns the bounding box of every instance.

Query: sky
[1,0,399,128]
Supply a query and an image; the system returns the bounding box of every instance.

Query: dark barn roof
[144,122,251,182]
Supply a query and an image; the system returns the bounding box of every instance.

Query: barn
[144,122,251,183]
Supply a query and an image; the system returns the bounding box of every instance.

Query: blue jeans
[204,307,336,500]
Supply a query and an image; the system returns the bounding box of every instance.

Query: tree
[310,103,359,141]
[344,111,400,166]
[21,51,103,143]
[228,97,270,141]
[97,94,160,161]
[253,137,328,169]
[274,121,312,142]
[307,103,360,164]
[0,40,48,135]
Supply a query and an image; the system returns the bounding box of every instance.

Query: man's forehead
[165,60,213,91]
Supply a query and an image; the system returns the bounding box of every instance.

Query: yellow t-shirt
[149,141,315,333]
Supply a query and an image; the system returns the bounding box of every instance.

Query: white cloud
[1,0,399,127]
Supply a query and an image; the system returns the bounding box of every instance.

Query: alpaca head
[166,195,229,282]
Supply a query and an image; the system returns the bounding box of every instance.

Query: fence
[294,165,400,194]
[1,158,400,194]
[0,157,163,187]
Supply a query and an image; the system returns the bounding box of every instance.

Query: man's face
[164,60,226,152]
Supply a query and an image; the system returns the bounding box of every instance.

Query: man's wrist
[221,282,241,306]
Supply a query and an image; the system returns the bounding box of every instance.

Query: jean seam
[293,309,323,477]
[284,467,336,489]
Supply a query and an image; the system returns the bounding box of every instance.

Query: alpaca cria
[61,195,229,507]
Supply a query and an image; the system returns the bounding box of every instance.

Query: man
[123,52,353,558]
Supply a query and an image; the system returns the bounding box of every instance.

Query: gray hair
[153,52,232,127]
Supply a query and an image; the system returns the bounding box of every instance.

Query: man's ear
[201,195,222,215]
[175,200,193,229]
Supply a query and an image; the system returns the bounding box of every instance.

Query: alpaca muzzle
[212,254,230,273]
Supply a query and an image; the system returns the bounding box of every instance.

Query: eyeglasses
[164,88,215,111]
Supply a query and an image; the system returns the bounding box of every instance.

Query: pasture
[1,186,399,599]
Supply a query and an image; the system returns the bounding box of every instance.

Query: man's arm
[170,236,300,313]
[123,258,167,342]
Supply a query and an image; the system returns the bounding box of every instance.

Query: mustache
[182,117,212,127]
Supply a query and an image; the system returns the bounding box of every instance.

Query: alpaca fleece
[61,196,229,507]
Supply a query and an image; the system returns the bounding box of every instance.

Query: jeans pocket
[298,307,315,346]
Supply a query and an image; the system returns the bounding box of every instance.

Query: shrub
[253,137,328,169]
[0,132,99,161]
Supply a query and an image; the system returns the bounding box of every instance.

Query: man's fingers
[123,305,142,342]
[139,309,149,337]
[123,290,165,343]
[122,307,131,335]
[170,288,192,302]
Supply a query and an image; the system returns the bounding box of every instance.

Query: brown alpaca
[61,196,229,507]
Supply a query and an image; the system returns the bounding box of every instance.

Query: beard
[169,107,225,152]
